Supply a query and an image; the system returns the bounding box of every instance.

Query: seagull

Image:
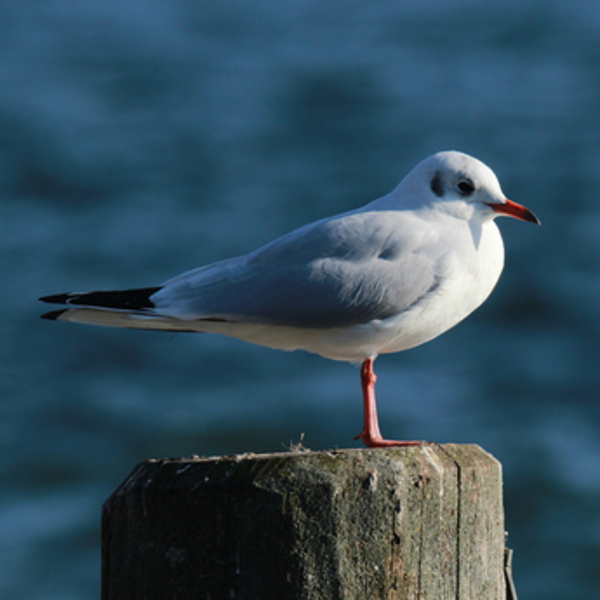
[40,151,539,447]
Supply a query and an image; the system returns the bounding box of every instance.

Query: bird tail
[38,287,197,332]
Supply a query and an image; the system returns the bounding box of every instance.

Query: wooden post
[102,444,505,599]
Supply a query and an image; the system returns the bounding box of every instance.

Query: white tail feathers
[47,307,198,333]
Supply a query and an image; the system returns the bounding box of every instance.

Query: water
[2,1,600,598]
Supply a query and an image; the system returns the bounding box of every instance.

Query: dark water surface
[2,1,600,598]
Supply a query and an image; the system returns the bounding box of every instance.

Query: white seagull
[40,151,539,447]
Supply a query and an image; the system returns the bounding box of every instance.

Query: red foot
[356,358,430,449]
[355,431,426,448]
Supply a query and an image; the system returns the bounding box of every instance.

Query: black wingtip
[38,287,162,310]
[40,309,68,321]
[39,293,72,304]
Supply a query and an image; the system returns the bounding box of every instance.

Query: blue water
[3,1,600,598]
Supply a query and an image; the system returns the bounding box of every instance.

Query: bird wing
[151,210,441,329]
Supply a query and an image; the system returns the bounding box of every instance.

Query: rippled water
[3,1,600,598]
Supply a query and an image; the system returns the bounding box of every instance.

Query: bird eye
[456,179,475,196]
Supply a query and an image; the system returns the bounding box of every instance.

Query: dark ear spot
[430,171,444,197]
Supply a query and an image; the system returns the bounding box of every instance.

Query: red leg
[355,358,425,448]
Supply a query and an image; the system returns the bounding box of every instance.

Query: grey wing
[151,212,439,329]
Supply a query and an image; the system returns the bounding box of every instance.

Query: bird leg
[355,358,424,448]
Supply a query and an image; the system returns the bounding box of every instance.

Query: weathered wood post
[102,444,505,599]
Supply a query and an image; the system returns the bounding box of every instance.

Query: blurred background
[2,0,599,598]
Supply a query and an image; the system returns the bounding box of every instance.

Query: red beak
[487,199,540,225]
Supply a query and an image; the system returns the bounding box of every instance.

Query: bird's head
[397,150,540,225]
